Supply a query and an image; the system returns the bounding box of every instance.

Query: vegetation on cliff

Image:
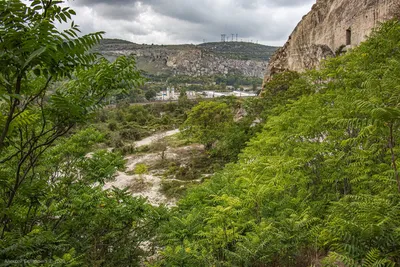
[157,20,400,266]
[198,42,278,61]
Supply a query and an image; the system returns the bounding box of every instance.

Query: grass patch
[128,176,153,193]
[164,133,191,148]
[160,179,200,199]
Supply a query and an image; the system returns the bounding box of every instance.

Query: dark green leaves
[159,19,400,266]
[0,1,149,266]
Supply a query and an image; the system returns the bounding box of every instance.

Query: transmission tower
[231,33,234,42]
[236,34,238,41]
[221,34,226,42]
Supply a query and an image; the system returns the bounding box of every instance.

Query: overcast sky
[61,0,315,46]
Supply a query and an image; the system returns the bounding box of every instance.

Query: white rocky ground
[103,129,204,207]
[104,151,178,206]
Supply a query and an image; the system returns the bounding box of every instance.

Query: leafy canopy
[180,101,233,150]
[157,19,400,266]
[0,1,165,266]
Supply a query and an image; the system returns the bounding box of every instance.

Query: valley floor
[104,129,207,206]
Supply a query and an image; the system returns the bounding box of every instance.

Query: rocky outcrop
[265,0,399,81]
[98,41,278,78]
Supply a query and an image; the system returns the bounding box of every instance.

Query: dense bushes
[3,1,400,266]
[0,1,165,265]
[157,20,400,266]
[92,101,198,151]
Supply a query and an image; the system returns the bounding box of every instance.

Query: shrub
[134,163,148,175]
[108,121,118,131]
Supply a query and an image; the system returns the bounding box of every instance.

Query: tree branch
[0,76,22,150]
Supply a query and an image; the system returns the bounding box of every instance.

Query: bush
[117,144,136,155]
[108,121,118,131]
[134,164,148,175]
[160,179,187,198]
[120,127,142,140]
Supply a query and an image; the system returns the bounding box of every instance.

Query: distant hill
[198,42,278,61]
[96,39,279,78]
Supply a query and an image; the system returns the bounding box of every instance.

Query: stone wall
[265,0,399,82]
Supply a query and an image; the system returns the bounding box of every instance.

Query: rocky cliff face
[266,0,399,81]
[98,40,278,78]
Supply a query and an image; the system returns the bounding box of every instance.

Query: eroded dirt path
[104,150,179,206]
[134,129,179,147]
[104,129,205,207]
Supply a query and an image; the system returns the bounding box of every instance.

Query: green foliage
[158,20,400,266]
[262,70,300,95]
[92,100,198,152]
[321,195,400,266]
[3,1,400,266]
[0,1,162,265]
[198,41,278,61]
[145,89,157,101]
[80,149,126,184]
[163,74,262,92]
[180,93,294,164]
[215,74,263,87]
[180,101,233,150]
[135,163,149,175]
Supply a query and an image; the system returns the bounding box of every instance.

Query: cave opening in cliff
[346,28,352,45]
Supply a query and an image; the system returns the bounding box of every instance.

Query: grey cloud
[73,0,313,7]
[66,0,315,45]
[93,3,142,20]
[71,0,134,5]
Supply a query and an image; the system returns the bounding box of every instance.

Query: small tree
[157,134,168,162]
[261,70,300,97]
[178,88,191,108]
[180,101,233,150]
[145,89,157,101]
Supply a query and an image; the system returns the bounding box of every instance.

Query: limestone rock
[97,40,279,78]
[265,0,400,82]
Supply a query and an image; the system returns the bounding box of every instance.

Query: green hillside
[199,41,279,61]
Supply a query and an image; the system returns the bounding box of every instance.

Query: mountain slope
[96,39,279,78]
[198,42,277,61]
